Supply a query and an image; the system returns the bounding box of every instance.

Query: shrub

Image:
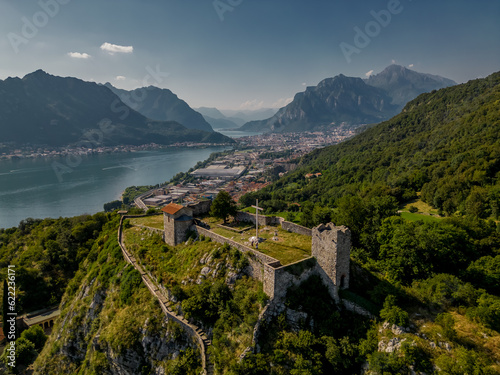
[119,266,142,305]
[20,325,47,351]
[435,313,457,341]
[380,295,409,327]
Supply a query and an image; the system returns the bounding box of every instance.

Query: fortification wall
[281,221,312,236]
[187,200,212,216]
[193,226,280,281]
[266,257,318,301]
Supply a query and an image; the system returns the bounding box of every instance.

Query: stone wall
[163,213,176,247]
[187,200,212,216]
[193,226,280,281]
[174,219,193,246]
[265,257,317,302]
[281,221,312,236]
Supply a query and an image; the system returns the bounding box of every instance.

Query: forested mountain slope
[236,72,500,375]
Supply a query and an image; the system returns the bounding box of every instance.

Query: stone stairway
[118,216,215,375]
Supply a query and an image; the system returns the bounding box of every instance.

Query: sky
[0,0,499,110]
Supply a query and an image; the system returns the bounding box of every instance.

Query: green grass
[129,215,164,229]
[400,212,442,223]
[128,214,311,265]
[210,224,311,265]
[123,227,217,283]
[401,197,440,215]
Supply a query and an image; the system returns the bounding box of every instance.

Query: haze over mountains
[0,71,233,148]
[195,107,278,130]
[239,65,457,133]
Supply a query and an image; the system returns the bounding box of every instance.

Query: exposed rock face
[34,267,198,374]
[238,65,456,133]
[240,75,396,132]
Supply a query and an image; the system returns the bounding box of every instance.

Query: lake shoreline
[0,146,231,230]
[0,142,235,162]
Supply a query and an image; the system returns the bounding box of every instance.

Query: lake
[0,147,229,229]
[215,129,264,138]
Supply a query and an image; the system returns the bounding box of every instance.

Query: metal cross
[251,199,264,249]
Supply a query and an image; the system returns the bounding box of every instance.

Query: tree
[15,337,37,365]
[20,325,47,351]
[210,191,238,224]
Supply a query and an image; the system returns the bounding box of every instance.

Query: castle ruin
[162,206,351,303]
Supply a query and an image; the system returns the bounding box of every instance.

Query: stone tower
[162,203,194,246]
[311,223,351,301]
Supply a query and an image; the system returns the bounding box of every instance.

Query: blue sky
[0,0,499,110]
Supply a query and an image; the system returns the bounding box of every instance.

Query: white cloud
[239,99,265,110]
[100,42,134,54]
[391,59,397,64]
[302,82,307,86]
[68,52,91,59]
[408,64,414,68]
[365,69,374,77]
[271,97,293,108]
[115,76,126,81]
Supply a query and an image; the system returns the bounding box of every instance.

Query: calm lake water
[0,147,229,229]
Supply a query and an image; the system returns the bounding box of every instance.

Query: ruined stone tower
[162,203,194,246]
[311,223,351,301]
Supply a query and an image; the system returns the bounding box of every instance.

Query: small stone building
[162,203,194,246]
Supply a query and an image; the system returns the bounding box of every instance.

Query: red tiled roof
[161,203,184,215]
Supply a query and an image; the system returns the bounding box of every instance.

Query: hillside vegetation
[236,73,500,373]
[244,71,500,219]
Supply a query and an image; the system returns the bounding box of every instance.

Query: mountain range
[239,65,457,133]
[0,71,233,148]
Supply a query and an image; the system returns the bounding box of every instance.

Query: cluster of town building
[136,129,355,208]
[0,142,229,160]
[237,129,355,149]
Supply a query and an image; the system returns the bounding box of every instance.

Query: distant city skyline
[1,0,499,110]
